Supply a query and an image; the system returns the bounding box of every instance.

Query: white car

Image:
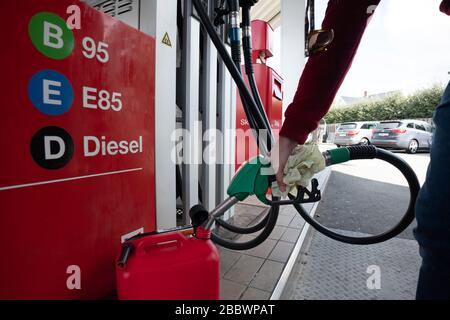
[334,121,379,147]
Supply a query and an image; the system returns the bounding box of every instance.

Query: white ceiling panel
[251,0,281,29]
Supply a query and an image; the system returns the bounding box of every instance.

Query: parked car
[334,121,379,147]
[372,120,434,154]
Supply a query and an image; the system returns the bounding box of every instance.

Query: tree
[325,85,444,124]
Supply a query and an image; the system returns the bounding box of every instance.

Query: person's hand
[270,136,298,193]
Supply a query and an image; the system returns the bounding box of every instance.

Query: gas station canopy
[251,0,281,29]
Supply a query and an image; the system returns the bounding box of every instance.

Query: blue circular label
[28,70,74,116]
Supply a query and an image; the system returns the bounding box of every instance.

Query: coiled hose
[292,145,420,245]
[211,201,280,250]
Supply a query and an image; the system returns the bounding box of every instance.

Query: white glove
[271,144,326,198]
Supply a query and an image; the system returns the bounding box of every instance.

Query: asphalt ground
[315,151,430,240]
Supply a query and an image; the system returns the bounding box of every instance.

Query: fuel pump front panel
[0,0,156,299]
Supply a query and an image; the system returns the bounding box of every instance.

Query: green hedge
[324,85,444,124]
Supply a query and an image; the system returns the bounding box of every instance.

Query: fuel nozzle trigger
[265,178,322,206]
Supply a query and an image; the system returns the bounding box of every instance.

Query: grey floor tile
[281,228,301,243]
[220,279,247,300]
[289,215,305,229]
[223,254,265,285]
[302,203,315,213]
[236,225,285,242]
[279,207,296,218]
[237,234,256,243]
[268,226,287,241]
[241,196,271,208]
[276,215,294,227]
[268,241,294,263]
[250,260,285,292]
[243,238,277,259]
[241,287,271,300]
[220,249,242,276]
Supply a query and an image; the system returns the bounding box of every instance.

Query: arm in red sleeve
[280,0,381,144]
[441,0,450,15]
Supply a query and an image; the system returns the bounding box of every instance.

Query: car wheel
[359,138,370,146]
[407,139,419,154]
[336,144,341,148]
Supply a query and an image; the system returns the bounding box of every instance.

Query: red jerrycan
[116,230,220,300]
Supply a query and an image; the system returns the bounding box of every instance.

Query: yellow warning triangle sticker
[162,32,172,47]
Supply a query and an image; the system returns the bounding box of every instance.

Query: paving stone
[289,215,305,229]
[268,226,287,241]
[302,203,315,213]
[223,254,265,285]
[281,228,301,243]
[250,260,285,292]
[236,225,285,242]
[219,249,242,276]
[279,207,296,218]
[276,215,294,227]
[244,238,277,259]
[268,241,294,263]
[237,234,256,243]
[241,287,271,300]
[220,279,247,300]
[241,196,270,208]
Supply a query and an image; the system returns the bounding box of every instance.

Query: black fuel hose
[211,200,280,250]
[193,0,268,144]
[213,2,272,236]
[228,2,261,150]
[241,4,272,143]
[292,145,420,245]
[214,3,275,237]
[193,0,283,250]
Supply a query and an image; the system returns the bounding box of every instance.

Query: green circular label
[29,12,74,60]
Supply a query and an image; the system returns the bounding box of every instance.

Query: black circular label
[30,126,74,170]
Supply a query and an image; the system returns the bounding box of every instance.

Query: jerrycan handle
[136,232,187,255]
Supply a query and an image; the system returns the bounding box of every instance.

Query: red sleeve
[280,0,381,144]
[441,0,450,15]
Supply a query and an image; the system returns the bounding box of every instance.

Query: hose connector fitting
[229,11,241,43]
[195,226,212,240]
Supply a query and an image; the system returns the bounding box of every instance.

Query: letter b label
[29,12,75,60]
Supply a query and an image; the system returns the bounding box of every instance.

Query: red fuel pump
[0,0,156,299]
[235,20,283,171]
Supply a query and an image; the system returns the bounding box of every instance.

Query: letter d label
[31,127,74,170]
[44,136,66,160]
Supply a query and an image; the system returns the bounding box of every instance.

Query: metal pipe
[204,197,240,230]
